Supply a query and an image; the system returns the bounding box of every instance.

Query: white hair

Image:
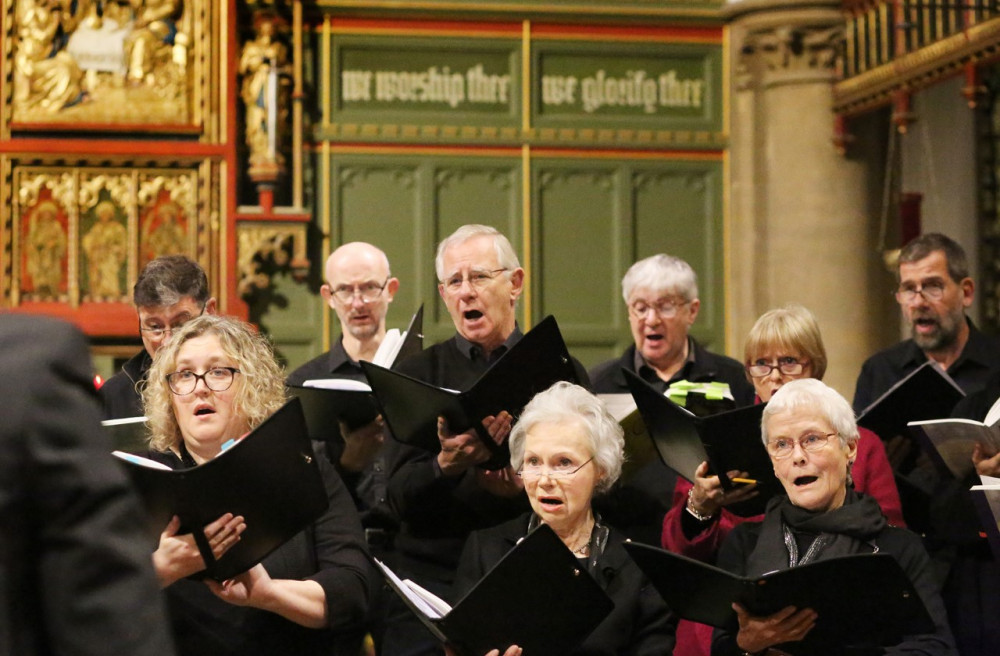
[509,382,624,494]
[434,224,520,281]
[621,254,699,303]
[761,378,859,448]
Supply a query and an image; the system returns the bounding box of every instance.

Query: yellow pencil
[731,477,757,485]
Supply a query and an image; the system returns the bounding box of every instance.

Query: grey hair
[761,378,858,448]
[621,254,699,303]
[509,381,624,494]
[134,255,210,309]
[434,224,520,281]
[897,232,969,283]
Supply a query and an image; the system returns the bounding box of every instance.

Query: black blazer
[0,314,176,656]
[453,514,677,656]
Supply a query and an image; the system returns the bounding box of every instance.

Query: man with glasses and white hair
[100,254,216,419]
[590,253,754,402]
[382,224,588,655]
[588,254,753,546]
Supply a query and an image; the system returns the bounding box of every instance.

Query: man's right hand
[436,417,493,476]
[339,416,385,472]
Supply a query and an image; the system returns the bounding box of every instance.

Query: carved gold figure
[141,199,186,264]
[81,200,128,297]
[14,0,86,114]
[124,0,182,85]
[25,200,68,295]
[239,17,287,167]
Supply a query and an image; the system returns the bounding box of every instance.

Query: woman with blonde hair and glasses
[660,305,904,656]
[452,381,676,656]
[141,314,371,656]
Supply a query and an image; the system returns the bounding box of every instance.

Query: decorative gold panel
[4,163,202,307]
[4,0,210,130]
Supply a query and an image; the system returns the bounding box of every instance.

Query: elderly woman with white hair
[452,382,677,656]
[712,378,955,656]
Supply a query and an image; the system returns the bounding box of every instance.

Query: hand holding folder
[112,399,329,581]
[362,316,579,470]
[625,542,935,656]
[376,524,613,656]
[624,369,781,517]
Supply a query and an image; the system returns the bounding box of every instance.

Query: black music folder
[624,369,780,517]
[970,476,1000,561]
[376,524,614,656]
[856,360,965,440]
[625,542,934,656]
[287,305,424,443]
[112,398,329,581]
[361,315,579,469]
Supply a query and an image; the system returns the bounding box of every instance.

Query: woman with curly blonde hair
[144,313,285,456]
[139,314,371,656]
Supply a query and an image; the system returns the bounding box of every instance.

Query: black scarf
[745,490,886,577]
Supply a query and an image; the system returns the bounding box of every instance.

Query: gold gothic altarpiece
[2,0,309,334]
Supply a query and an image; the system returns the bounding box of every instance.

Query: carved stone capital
[740,23,843,76]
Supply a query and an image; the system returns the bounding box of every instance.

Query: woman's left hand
[732,602,816,653]
[206,563,270,607]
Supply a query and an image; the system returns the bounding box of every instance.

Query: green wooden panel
[533,41,722,132]
[324,36,521,131]
[632,162,724,350]
[531,157,725,369]
[332,160,426,344]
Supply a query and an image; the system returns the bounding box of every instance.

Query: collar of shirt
[325,334,365,376]
[454,325,523,364]
[634,336,696,390]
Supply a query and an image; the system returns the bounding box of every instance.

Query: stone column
[726,0,879,398]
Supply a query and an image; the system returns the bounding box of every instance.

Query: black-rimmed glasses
[166,367,241,395]
[139,305,207,340]
[746,358,807,378]
[894,280,947,304]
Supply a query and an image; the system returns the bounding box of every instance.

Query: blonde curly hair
[142,315,286,454]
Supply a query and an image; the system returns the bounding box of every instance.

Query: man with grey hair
[382,224,588,655]
[588,254,752,546]
[590,253,753,403]
[853,232,1000,413]
[100,254,216,419]
[852,233,1000,656]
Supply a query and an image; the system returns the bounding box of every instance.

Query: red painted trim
[5,303,140,337]
[0,139,228,158]
[9,122,203,135]
[323,18,522,36]
[532,22,722,42]
[235,211,312,223]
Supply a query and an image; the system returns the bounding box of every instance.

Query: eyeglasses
[766,432,836,459]
[440,268,508,293]
[139,306,206,340]
[330,279,389,304]
[746,358,808,378]
[628,299,689,320]
[517,457,593,480]
[895,280,947,304]
[166,367,241,395]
